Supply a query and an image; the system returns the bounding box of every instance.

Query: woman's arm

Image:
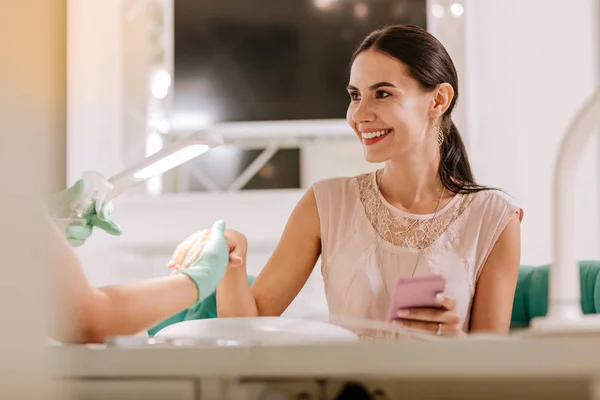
[52,222,198,343]
[469,213,521,333]
[84,276,198,342]
[217,187,322,317]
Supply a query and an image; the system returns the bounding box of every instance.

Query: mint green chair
[511,260,600,328]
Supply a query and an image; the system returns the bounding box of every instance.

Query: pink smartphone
[386,275,447,323]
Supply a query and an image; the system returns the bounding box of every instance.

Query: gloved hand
[178,220,230,304]
[48,179,123,247]
[168,227,246,270]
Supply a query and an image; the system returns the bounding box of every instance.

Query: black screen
[174,0,427,123]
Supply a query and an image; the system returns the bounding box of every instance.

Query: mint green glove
[179,220,229,305]
[48,179,123,247]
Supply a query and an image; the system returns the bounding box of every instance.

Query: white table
[52,334,600,400]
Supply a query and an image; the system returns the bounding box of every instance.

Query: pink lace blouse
[312,172,522,338]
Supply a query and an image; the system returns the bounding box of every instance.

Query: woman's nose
[351,100,375,124]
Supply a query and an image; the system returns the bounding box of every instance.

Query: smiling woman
[172,25,523,339]
[346,26,483,196]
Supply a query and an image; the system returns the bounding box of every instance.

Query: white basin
[153,317,359,346]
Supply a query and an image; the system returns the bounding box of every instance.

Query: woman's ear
[431,83,454,116]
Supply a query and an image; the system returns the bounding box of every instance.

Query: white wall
[69,1,600,319]
[465,0,599,265]
[67,0,126,183]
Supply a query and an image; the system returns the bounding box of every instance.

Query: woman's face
[346,50,435,163]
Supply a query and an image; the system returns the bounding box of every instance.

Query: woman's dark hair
[352,25,488,194]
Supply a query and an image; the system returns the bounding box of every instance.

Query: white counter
[52,335,600,400]
[52,335,600,379]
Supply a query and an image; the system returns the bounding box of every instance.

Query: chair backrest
[511,260,600,328]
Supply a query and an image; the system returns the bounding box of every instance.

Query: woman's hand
[393,293,463,336]
[168,228,247,271]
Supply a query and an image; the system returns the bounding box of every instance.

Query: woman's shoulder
[311,172,373,195]
[467,189,524,222]
[312,172,371,187]
[310,173,375,217]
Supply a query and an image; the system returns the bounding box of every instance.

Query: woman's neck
[378,152,445,211]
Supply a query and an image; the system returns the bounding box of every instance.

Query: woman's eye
[375,90,391,99]
[349,92,361,101]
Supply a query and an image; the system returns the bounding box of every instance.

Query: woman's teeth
[361,129,391,139]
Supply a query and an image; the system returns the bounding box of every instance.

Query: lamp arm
[548,88,600,320]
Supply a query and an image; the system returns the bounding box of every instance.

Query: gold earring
[437,124,444,147]
[431,121,444,147]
